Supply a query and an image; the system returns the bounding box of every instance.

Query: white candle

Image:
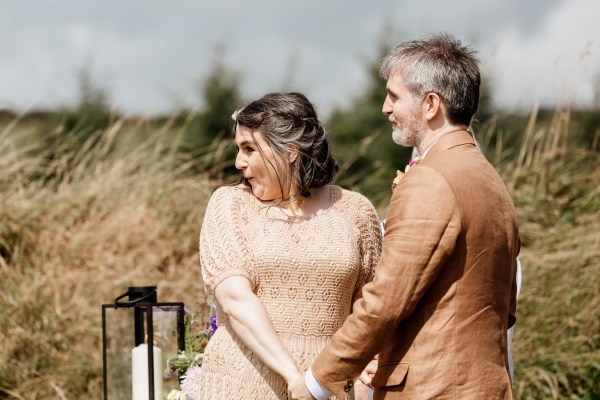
[132,343,163,400]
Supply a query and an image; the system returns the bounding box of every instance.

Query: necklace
[264,194,306,219]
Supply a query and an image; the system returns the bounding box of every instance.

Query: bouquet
[165,305,217,400]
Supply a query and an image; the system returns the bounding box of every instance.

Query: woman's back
[197,185,381,399]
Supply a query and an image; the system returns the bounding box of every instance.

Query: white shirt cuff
[304,368,331,400]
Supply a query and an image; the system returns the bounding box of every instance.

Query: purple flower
[209,313,217,334]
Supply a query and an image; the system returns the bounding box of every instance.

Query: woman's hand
[287,372,315,400]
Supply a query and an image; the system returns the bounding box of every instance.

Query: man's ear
[423,92,443,121]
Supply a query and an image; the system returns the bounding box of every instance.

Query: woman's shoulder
[329,186,382,240]
[330,185,379,222]
[212,184,251,198]
[208,184,254,209]
[331,185,376,209]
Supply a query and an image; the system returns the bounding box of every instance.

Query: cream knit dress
[197,184,382,399]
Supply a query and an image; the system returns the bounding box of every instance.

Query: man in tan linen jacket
[288,33,520,400]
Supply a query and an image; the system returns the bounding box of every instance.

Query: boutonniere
[391,156,422,191]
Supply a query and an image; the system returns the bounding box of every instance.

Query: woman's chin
[251,189,266,200]
[254,192,278,202]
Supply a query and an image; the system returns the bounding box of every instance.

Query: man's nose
[382,95,392,115]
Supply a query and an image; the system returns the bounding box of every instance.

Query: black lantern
[102,286,185,400]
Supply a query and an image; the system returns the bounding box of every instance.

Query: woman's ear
[288,145,300,164]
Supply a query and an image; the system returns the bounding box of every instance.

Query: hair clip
[231,108,243,121]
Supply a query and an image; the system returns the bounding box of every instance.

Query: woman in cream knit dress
[197,92,382,399]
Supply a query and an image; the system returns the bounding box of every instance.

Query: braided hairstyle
[232,92,339,198]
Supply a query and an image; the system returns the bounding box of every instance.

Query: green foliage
[176,53,244,180]
[470,69,497,147]
[196,58,243,142]
[326,40,411,207]
[184,54,243,147]
[570,107,600,149]
[61,65,112,136]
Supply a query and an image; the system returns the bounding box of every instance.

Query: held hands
[287,372,315,400]
[286,357,378,400]
[358,357,378,388]
[354,380,371,400]
[354,357,378,400]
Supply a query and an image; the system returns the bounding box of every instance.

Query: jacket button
[344,379,354,392]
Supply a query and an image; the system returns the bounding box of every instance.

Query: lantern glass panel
[152,305,184,393]
[103,303,184,400]
[103,306,135,399]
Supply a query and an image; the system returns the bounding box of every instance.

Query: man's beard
[391,106,425,147]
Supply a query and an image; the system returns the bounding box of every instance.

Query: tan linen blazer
[312,131,520,399]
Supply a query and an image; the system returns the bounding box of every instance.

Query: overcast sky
[1,0,598,116]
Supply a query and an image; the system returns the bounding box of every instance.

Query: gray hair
[232,92,338,198]
[380,32,480,126]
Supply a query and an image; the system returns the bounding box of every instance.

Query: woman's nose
[235,151,246,170]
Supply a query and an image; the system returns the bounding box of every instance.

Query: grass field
[0,108,598,399]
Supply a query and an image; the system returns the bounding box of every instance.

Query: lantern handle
[114,287,156,306]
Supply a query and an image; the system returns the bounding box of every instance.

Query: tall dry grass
[0,115,215,398]
[483,104,600,399]
[0,105,598,399]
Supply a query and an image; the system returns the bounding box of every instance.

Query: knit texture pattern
[197,185,382,399]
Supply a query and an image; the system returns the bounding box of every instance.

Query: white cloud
[0,0,598,114]
[488,0,600,110]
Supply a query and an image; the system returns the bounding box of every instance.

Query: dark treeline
[2,52,597,209]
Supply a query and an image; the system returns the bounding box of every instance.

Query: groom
[289,33,520,399]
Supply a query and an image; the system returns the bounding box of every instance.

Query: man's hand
[354,380,372,400]
[287,372,315,400]
[358,357,378,388]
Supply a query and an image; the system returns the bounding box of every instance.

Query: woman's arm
[215,275,302,384]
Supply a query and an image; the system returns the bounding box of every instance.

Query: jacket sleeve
[311,166,462,398]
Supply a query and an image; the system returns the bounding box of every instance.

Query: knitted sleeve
[199,187,255,295]
[352,194,383,305]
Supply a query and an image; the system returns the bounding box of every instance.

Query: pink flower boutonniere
[391,156,422,192]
